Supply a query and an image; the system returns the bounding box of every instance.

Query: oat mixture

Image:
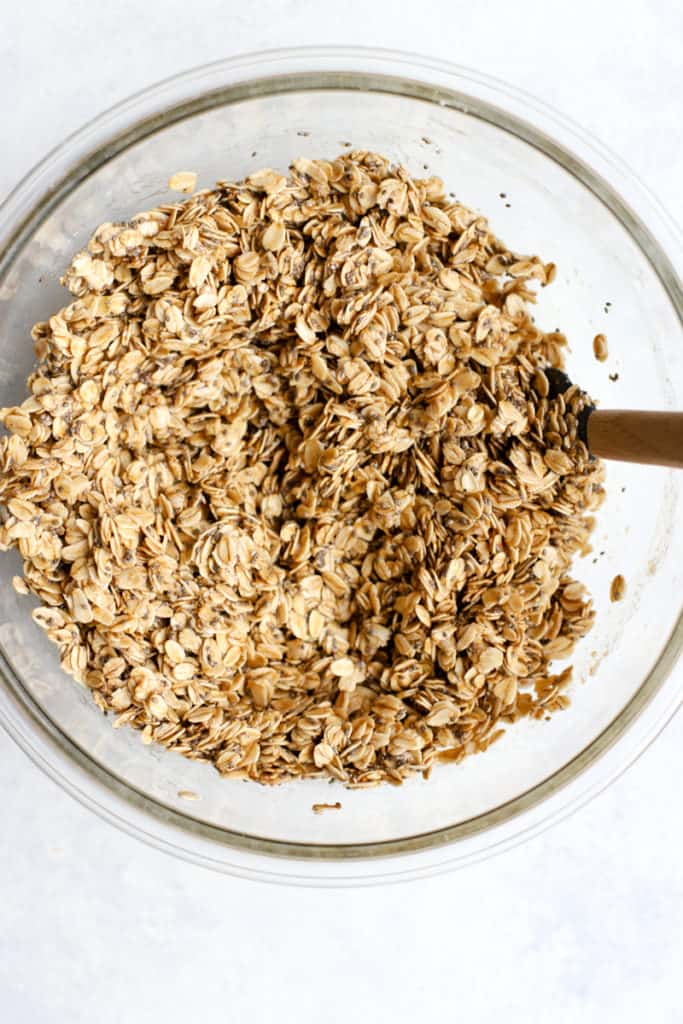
[0,151,604,786]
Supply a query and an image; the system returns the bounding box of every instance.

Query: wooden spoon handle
[586,410,683,468]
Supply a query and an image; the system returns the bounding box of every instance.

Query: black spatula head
[545,366,572,399]
[543,366,594,447]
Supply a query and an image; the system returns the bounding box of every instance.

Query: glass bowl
[0,47,681,886]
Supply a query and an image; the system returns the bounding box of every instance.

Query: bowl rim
[0,45,681,884]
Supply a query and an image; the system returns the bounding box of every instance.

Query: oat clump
[0,151,604,785]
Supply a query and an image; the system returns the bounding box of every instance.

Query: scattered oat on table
[0,151,604,787]
[610,574,626,602]
[593,333,608,362]
[312,801,342,814]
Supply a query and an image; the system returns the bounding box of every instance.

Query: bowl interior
[1,78,681,853]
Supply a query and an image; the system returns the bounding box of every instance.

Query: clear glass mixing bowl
[0,48,681,885]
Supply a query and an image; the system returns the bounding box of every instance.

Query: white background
[1,1,681,1021]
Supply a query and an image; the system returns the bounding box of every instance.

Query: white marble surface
[1,1,681,1020]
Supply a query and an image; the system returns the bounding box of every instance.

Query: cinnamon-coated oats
[0,152,604,786]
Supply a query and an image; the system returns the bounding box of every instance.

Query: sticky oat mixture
[0,151,604,786]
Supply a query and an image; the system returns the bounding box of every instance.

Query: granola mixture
[0,152,604,786]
